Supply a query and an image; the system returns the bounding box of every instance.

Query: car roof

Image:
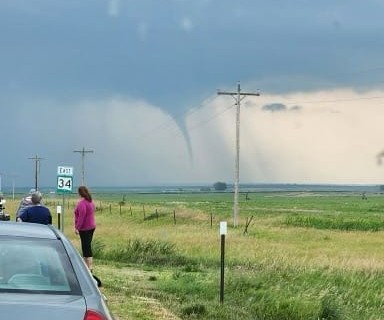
[0,222,59,240]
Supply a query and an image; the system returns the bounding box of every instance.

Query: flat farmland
[5,191,384,319]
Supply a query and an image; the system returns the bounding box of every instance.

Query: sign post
[56,166,74,232]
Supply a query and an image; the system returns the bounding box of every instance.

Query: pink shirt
[74,198,96,231]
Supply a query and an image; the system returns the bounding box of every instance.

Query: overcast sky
[2,0,384,189]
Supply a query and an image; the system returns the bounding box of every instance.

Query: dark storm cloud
[2,0,384,114]
[262,103,287,112]
[261,103,303,112]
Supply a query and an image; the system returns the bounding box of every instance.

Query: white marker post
[219,221,227,304]
[56,205,62,230]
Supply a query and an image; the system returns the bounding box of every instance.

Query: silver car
[0,222,114,320]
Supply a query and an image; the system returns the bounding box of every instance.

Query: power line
[127,88,384,146]
[218,82,260,228]
[187,103,236,131]
[73,147,94,186]
[285,94,384,105]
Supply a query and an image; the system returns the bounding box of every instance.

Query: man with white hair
[19,191,52,225]
[15,188,36,221]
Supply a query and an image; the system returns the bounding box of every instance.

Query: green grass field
[6,191,384,319]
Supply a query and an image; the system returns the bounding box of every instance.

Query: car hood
[0,293,87,320]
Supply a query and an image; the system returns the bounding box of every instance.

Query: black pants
[79,228,95,258]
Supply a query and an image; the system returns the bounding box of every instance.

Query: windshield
[0,237,81,295]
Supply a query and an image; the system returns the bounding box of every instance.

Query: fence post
[219,221,227,304]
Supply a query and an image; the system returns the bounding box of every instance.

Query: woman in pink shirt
[74,185,96,271]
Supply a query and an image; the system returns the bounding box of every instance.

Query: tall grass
[152,257,384,319]
[284,214,384,231]
[79,192,384,319]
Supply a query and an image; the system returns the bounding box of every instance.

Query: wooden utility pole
[73,147,94,185]
[28,154,44,190]
[217,82,260,227]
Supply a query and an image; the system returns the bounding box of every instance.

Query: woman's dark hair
[78,186,92,202]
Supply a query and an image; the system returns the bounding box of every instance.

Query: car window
[0,237,81,295]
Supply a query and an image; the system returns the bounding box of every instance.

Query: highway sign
[57,166,74,193]
[57,166,73,176]
[57,176,73,193]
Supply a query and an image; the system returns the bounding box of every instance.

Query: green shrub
[181,303,207,317]
[318,295,344,320]
[92,238,106,259]
[102,238,188,266]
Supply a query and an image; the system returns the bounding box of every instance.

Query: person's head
[31,191,42,204]
[78,186,92,202]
